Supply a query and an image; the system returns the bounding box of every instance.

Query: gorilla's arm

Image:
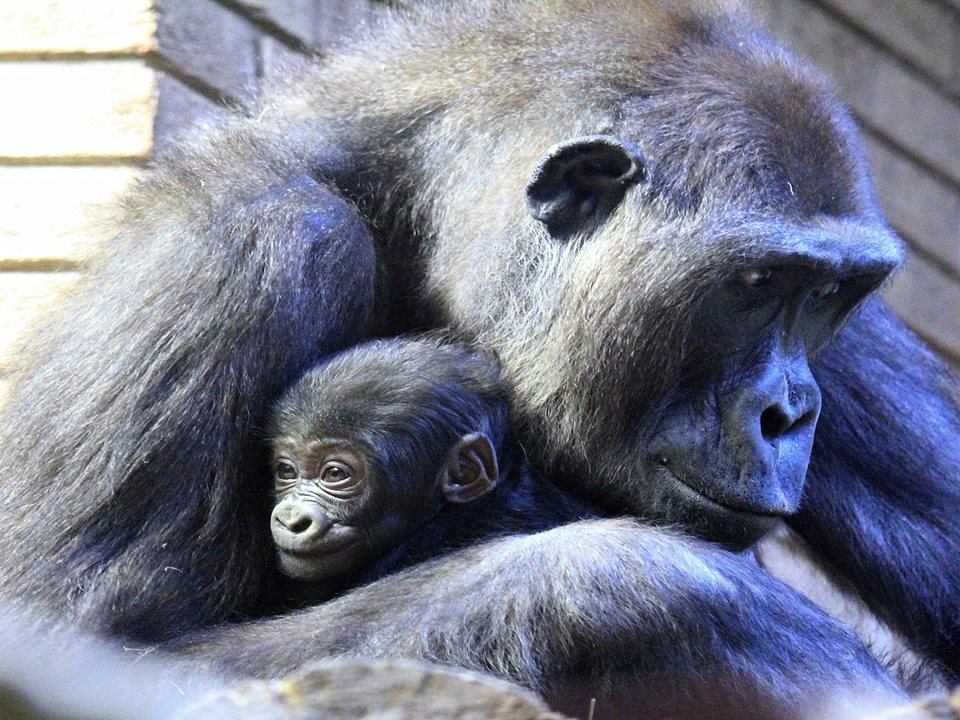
[801,297,960,677]
[171,519,902,720]
[0,123,378,642]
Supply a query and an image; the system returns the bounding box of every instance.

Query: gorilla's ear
[526,135,646,237]
[439,433,499,504]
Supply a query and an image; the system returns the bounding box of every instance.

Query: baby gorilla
[267,337,587,601]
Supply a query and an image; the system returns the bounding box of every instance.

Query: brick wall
[0,0,390,403]
[1,0,958,392]
[0,1,157,399]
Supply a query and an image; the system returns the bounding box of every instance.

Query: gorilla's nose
[744,368,819,443]
[271,500,333,550]
[722,357,822,514]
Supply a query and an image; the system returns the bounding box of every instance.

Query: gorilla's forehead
[616,38,867,222]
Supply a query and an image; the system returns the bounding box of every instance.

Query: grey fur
[0,2,955,718]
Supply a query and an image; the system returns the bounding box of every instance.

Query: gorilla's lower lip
[658,465,786,520]
[282,537,358,557]
[277,536,363,582]
[657,467,782,549]
[276,526,360,556]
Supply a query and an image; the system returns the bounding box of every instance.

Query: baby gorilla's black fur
[266,337,590,604]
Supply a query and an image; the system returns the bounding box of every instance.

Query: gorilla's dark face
[503,206,897,547]
[640,237,894,546]
[426,39,902,547]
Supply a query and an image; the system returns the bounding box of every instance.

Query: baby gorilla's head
[267,337,511,582]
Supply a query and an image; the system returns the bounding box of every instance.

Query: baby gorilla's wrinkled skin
[270,441,378,580]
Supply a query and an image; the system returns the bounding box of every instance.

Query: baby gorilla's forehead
[336,376,448,418]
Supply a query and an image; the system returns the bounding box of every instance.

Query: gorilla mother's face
[429,36,901,547]
[428,18,901,545]
[503,195,897,547]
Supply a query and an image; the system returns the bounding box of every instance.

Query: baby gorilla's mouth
[277,528,366,582]
[278,525,362,556]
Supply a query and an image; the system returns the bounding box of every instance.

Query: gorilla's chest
[754,523,944,693]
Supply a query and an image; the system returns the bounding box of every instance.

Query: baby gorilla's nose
[271,499,334,550]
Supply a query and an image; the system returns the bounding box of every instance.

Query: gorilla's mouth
[655,465,782,547]
[277,534,364,581]
[669,470,787,517]
[281,536,360,557]
[278,528,361,557]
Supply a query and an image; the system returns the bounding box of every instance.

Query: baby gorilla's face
[270,440,375,581]
[269,433,453,582]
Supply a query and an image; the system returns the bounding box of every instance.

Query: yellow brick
[0,0,155,54]
[0,166,138,265]
[0,272,80,369]
[0,61,156,159]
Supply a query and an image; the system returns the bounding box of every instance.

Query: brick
[314,0,378,48]
[815,0,960,96]
[233,0,380,49]
[0,166,137,266]
[153,73,230,147]
[0,0,155,55]
[884,252,960,362]
[236,0,319,45]
[0,272,79,369]
[259,35,316,86]
[756,0,960,187]
[865,135,960,274]
[156,0,259,102]
[0,61,155,159]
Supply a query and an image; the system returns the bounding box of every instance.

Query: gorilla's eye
[321,462,353,485]
[811,281,840,300]
[276,462,297,480]
[740,267,773,287]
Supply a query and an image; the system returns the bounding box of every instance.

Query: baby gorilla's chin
[277,533,366,581]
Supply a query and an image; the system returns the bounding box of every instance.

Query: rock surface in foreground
[177,658,573,720]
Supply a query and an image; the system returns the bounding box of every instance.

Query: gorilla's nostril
[760,406,791,441]
[760,406,818,442]
[287,515,313,534]
[797,410,817,428]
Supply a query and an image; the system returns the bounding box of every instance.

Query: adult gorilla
[0,1,958,718]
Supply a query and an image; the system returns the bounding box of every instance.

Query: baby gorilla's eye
[740,267,773,287]
[811,281,840,300]
[321,463,352,484]
[276,462,297,480]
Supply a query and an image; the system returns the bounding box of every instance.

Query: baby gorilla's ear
[439,433,499,503]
